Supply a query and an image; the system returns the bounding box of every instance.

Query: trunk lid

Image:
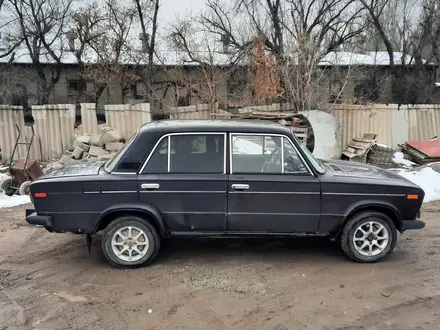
[41,160,105,179]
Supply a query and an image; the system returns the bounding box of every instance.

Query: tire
[340,211,397,263]
[101,215,161,269]
[0,177,15,196]
[19,181,31,196]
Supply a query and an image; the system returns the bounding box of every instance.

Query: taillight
[34,192,47,198]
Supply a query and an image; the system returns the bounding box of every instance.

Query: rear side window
[143,134,225,174]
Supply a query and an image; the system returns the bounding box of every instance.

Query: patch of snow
[397,167,440,203]
[319,51,431,66]
[0,193,31,209]
[392,152,416,168]
[0,172,9,181]
[375,143,390,148]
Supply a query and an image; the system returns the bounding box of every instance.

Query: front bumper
[402,219,425,230]
[26,208,52,227]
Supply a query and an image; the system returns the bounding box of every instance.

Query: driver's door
[227,134,321,233]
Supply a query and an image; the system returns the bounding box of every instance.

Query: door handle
[231,184,250,191]
[141,183,160,190]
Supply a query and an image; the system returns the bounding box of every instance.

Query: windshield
[293,135,326,174]
[103,133,137,173]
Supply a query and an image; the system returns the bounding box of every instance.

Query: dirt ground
[1,203,440,330]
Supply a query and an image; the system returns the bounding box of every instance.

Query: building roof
[319,51,430,66]
[0,45,431,67]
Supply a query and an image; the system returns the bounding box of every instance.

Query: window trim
[229,133,314,176]
[138,132,227,174]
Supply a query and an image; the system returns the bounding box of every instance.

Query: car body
[25,120,426,268]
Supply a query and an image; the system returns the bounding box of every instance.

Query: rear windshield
[104,133,137,173]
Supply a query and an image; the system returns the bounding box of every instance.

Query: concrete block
[89,133,103,147]
[100,129,122,144]
[60,154,73,164]
[71,146,84,160]
[73,140,90,152]
[76,135,91,144]
[89,145,108,157]
[105,142,124,152]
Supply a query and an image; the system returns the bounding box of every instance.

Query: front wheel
[102,215,161,268]
[340,211,397,263]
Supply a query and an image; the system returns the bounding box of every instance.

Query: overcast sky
[158,0,206,25]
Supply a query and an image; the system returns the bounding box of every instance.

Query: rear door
[227,133,321,233]
[137,133,228,232]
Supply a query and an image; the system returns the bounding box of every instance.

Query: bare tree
[360,0,438,104]
[80,0,138,104]
[195,0,366,112]
[134,0,160,102]
[66,1,106,102]
[2,0,73,103]
[169,15,242,112]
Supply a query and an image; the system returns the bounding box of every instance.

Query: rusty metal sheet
[405,140,440,158]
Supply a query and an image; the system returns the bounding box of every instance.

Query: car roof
[138,119,293,135]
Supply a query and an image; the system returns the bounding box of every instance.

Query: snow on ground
[0,193,31,209]
[392,151,417,168]
[0,172,31,209]
[397,167,440,203]
[0,172,8,181]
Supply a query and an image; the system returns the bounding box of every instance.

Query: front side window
[230,134,308,174]
[143,134,225,174]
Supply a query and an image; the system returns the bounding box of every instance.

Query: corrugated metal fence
[105,103,151,139]
[232,103,440,148]
[330,104,440,148]
[2,102,440,162]
[169,103,215,120]
[0,104,76,162]
[0,102,213,161]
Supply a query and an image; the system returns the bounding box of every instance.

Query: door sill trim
[169,231,328,237]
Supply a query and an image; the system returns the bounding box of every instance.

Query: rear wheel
[0,177,15,196]
[340,211,397,263]
[102,215,161,268]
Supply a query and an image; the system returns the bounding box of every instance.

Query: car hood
[41,160,106,179]
[322,159,414,183]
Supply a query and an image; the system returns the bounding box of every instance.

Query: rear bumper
[25,209,52,227]
[402,219,425,231]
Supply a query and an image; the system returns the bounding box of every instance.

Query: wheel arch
[332,202,403,240]
[93,204,167,236]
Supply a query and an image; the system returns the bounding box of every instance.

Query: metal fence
[330,104,440,148]
[0,102,213,161]
[2,102,440,162]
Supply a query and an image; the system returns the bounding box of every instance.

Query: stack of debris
[59,126,124,165]
[226,110,302,126]
[217,110,311,146]
[341,133,378,163]
[401,140,440,164]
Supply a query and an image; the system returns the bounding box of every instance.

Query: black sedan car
[26,120,425,268]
